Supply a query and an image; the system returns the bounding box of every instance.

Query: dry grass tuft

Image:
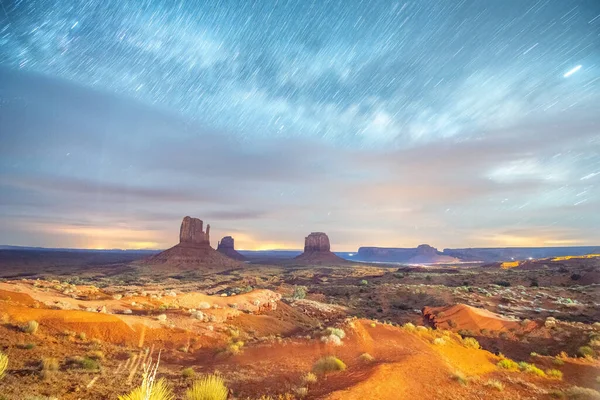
[185,374,228,400]
[22,320,39,334]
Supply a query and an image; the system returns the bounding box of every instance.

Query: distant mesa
[217,236,247,261]
[294,232,348,265]
[356,244,459,264]
[142,216,240,271]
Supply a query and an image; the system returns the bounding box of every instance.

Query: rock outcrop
[295,232,348,265]
[142,216,240,271]
[217,236,247,261]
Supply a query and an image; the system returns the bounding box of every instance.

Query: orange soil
[423,303,536,332]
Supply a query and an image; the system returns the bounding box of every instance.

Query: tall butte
[143,216,241,271]
[294,232,348,265]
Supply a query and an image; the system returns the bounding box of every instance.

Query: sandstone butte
[217,235,247,261]
[294,232,349,265]
[142,216,241,271]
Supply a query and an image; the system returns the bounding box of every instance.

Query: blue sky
[0,0,599,250]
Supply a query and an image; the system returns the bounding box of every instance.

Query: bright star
[563,65,582,78]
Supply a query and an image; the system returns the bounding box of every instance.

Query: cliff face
[179,216,210,245]
[356,244,458,264]
[217,236,247,261]
[303,232,331,252]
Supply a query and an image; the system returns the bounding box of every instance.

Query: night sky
[0,0,599,251]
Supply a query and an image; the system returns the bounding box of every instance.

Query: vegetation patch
[312,356,346,374]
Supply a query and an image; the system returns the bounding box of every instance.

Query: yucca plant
[118,353,174,400]
[0,351,8,379]
[186,374,228,400]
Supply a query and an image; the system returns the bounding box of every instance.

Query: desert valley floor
[0,244,599,400]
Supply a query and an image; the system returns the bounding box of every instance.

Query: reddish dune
[423,303,536,332]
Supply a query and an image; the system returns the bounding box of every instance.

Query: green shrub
[497,358,519,371]
[484,379,504,391]
[182,367,195,379]
[17,343,36,350]
[553,357,565,366]
[118,377,174,400]
[359,280,368,286]
[359,353,375,362]
[312,356,346,374]
[518,362,546,377]
[292,286,307,300]
[77,332,87,341]
[462,337,480,349]
[546,369,563,380]
[186,374,228,400]
[22,320,39,334]
[577,346,595,358]
[0,351,8,379]
[80,357,100,370]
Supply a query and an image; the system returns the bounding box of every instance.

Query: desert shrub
[462,337,480,349]
[530,279,539,287]
[182,367,195,379]
[494,281,511,287]
[402,322,416,331]
[359,353,375,362]
[563,386,600,399]
[359,279,368,286]
[186,374,228,400]
[157,314,167,322]
[433,337,446,346]
[484,379,504,391]
[518,362,546,377]
[325,327,345,339]
[292,286,307,300]
[0,351,8,379]
[119,377,174,400]
[80,357,100,370]
[17,343,36,350]
[77,332,87,341]
[577,346,595,358]
[320,334,342,346]
[294,387,308,398]
[225,341,244,355]
[22,320,39,334]
[546,369,563,380]
[312,356,346,374]
[497,358,520,371]
[570,273,582,281]
[302,372,317,384]
[451,371,468,385]
[553,358,565,366]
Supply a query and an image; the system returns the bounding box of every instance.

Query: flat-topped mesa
[217,236,247,261]
[304,232,330,253]
[179,216,210,246]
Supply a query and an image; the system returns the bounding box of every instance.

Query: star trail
[0,0,599,250]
